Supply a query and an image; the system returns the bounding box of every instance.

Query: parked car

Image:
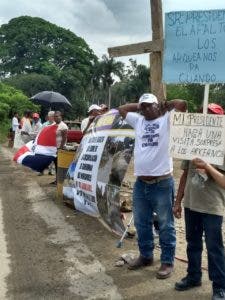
[64,121,83,143]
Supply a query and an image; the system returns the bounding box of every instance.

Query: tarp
[63,109,135,234]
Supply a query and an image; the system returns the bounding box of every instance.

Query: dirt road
[0,145,214,299]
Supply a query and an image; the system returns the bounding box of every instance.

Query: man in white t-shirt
[118,93,187,279]
[12,112,19,132]
[54,111,68,149]
[81,104,101,134]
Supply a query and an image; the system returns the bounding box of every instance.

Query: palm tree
[98,55,124,108]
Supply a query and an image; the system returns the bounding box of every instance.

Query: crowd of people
[12,110,68,149]
[10,95,225,300]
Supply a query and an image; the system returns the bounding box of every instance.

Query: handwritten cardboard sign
[163,10,225,84]
[170,112,225,165]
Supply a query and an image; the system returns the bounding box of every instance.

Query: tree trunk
[108,85,111,109]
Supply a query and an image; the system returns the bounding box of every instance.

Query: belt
[138,174,172,185]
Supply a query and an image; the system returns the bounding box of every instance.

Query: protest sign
[64,110,134,235]
[163,10,225,84]
[170,112,225,165]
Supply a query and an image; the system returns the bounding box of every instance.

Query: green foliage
[91,55,124,107]
[0,82,38,120]
[110,59,150,106]
[0,82,39,141]
[0,120,10,143]
[167,84,203,112]
[0,16,97,116]
[0,102,10,120]
[3,73,56,97]
[0,16,96,77]
[209,84,225,108]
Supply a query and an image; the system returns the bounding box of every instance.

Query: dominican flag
[13,125,58,172]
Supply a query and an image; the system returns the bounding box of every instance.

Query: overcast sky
[0,0,225,66]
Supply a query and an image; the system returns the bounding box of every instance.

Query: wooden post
[203,84,210,114]
[108,0,166,101]
[150,0,166,100]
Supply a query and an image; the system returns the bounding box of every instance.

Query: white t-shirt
[12,117,19,132]
[125,112,173,176]
[81,117,89,133]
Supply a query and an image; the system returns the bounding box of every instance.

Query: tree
[96,55,124,108]
[0,82,38,118]
[0,16,97,114]
[0,16,97,77]
[167,84,204,112]
[109,59,150,106]
[3,73,56,97]
[0,82,39,141]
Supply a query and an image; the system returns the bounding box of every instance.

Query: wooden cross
[108,0,166,101]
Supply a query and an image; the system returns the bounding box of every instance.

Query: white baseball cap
[139,93,158,105]
[88,104,101,113]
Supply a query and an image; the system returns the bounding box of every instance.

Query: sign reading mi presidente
[163,10,225,84]
[170,112,225,165]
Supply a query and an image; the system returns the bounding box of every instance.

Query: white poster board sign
[170,112,225,165]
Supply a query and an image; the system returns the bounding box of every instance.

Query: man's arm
[59,129,68,149]
[118,103,139,119]
[161,99,187,113]
[173,169,188,219]
[192,158,225,189]
[82,116,95,135]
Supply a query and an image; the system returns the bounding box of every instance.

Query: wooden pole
[203,84,210,114]
[150,0,166,101]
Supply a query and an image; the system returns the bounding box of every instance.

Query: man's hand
[173,201,182,219]
[192,158,208,170]
[88,115,96,123]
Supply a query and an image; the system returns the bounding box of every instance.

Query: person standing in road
[10,112,19,146]
[173,104,225,300]
[118,93,187,279]
[12,112,19,134]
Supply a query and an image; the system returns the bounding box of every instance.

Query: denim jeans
[133,177,176,264]
[185,208,225,289]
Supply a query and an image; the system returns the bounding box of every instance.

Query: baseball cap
[208,103,224,115]
[139,93,158,105]
[88,104,101,113]
[32,113,39,118]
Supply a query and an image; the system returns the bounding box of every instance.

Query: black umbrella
[31,91,72,108]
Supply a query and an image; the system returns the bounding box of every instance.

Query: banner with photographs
[63,109,134,234]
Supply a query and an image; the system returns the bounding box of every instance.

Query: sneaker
[156,263,173,279]
[175,276,202,291]
[128,255,153,270]
[212,289,225,300]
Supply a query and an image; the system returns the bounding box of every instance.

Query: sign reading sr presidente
[170,112,225,165]
[163,10,225,84]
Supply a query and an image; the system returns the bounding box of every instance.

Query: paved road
[0,146,213,300]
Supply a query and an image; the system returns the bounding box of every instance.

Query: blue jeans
[133,177,176,264]
[185,208,225,290]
